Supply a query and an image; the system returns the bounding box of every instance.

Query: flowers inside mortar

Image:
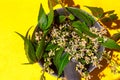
[16,0,120,80]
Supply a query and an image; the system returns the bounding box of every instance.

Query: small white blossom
[48,50,55,57]
[85,56,90,64]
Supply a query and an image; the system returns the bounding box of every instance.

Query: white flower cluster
[35,22,107,78]
[43,50,55,74]
[51,23,107,77]
[35,30,43,43]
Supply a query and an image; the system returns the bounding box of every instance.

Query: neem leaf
[58,53,70,77]
[53,47,64,70]
[15,32,25,40]
[45,0,54,30]
[111,32,120,42]
[53,48,70,77]
[25,26,32,38]
[72,21,97,37]
[72,21,89,30]
[43,52,49,59]
[100,17,111,22]
[101,14,118,22]
[15,32,37,64]
[25,36,37,63]
[73,28,83,37]
[85,6,104,18]
[36,36,45,60]
[109,14,118,20]
[100,10,118,23]
[68,14,75,20]
[45,42,59,51]
[66,7,95,27]
[104,10,115,15]
[59,15,66,23]
[38,4,48,30]
[100,38,120,50]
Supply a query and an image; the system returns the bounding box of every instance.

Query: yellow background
[0,0,120,80]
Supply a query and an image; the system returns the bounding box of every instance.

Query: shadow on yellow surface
[102,20,120,30]
[61,0,80,8]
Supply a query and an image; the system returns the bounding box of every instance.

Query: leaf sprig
[15,27,37,64]
[85,6,118,22]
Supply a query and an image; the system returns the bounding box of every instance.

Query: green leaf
[53,47,70,77]
[58,53,70,77]
[36,36,45,60]
[101,10,118,22]
[43,52,49,59]
[73,28,83,37]
[66,7,95,27]
[53,47,64,70]
[85,6,104,18]
[15,32,37,63]
[59,15,66,23]
[111,32,120,42]
[101,14,118,22]
[104,10,115,15]
[109,14,118,20]
[25,36,37,63]
[38,4,48,30]
[45,42,59,51]
[68,14,75,20]
[25,26,32,38]
[98,37,104,43]
[72,21,89,30]
[45,0,54,30]
[100,17,111,22]
[100,38,120,50]
[72,21,97,37]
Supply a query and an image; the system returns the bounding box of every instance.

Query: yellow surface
[0,0,120,80]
